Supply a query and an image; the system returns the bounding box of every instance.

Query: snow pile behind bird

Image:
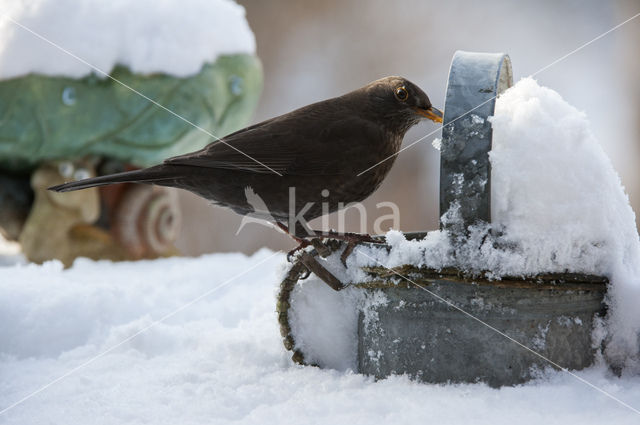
[0,0,255,79]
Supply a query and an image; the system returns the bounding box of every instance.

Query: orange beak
[415,106,444,123]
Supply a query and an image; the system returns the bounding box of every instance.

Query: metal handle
[439,51,513,233]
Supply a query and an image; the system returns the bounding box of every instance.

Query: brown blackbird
[49,76,443,239]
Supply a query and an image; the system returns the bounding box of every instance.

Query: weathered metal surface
[440,51,512,232]
[278,244,608,385]
[357,271,607,387]
[0,54,262,171]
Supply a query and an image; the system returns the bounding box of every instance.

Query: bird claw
[340,241,357,267]
[310,238,333,258]
[286,239,311,263]
[298,266,311,280]
[282,226,382,286]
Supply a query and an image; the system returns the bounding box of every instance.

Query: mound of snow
[0,0,255,79]
[490,78,640,369]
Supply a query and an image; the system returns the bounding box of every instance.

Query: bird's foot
[308,230,382,245]
[278,223,382,269]
[305,231,383,266]
[275,222,312,263]
[286,239,311,263]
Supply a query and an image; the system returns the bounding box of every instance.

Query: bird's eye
[395,86,409,102]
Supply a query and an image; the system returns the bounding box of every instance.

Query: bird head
[361,76,443,132]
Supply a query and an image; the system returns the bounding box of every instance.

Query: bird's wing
[164,125,303,174]
[164,104,380,176]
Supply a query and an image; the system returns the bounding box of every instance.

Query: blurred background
[175,0,640,256]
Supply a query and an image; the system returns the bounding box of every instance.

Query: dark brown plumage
[49,76,442,238]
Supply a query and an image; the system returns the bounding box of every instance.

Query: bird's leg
[276,223,383,265]
[275,222,311,261]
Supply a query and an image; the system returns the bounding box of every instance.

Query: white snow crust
[0,0,255,79]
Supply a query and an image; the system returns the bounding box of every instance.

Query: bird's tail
[48,164,181,192]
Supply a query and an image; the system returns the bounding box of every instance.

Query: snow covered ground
[0,250,640,425]
[1,247,640,424]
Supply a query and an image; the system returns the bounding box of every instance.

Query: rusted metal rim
[277,241,608,364]
[277,260,309,365]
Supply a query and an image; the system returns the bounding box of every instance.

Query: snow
[289,279,389,371]
[490,79,640,369]
[291,78,640,374]
[289,278,362,370]
[0,0,255,79]
[1,246,640,424]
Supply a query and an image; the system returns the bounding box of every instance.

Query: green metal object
[0,54,262,171]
